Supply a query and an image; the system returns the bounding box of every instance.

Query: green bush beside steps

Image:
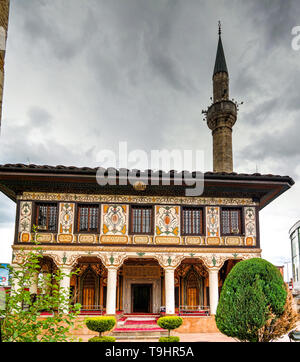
[85,316,116,342]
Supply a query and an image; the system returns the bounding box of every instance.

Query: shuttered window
[131,206,153,234]
[77,204,99,233]
[35,203,58,232]
[221,208,242,235]
[182,207,204,235]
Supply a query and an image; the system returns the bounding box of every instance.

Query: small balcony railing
[79,305,104,314]
[178,305,210,316]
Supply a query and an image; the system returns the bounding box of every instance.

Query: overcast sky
[0,0,299,280]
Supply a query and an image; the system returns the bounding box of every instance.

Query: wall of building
[16,192,259,249]
[289,221,300,292]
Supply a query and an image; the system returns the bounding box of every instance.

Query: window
[221,208,242,235]
[35,203,58,232]
[182,207,204,235]
[131,206,153,234]
[77,204,99,233]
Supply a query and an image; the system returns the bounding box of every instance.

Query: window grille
[35,203,58,232]
[131,206,153,234]
[221,208,242,235]
[182,207,203,235]
[77,204,99,232]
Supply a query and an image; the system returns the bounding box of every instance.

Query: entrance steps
[110,314,168,340]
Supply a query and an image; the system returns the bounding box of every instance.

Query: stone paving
[75,319,300,342]
[115,320,300,343]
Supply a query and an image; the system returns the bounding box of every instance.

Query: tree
[85,316,116,342]
[0,236,82,342]
[157,316,183,341]
[257,285,298,342]
[215,258,291,342]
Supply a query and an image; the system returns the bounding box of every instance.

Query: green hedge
[85,316,116,336]
[159,336,180,342]
[215,258,287,342]
[88,336,116,342]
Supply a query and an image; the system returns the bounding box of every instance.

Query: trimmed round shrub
[88,336,116,342]
[157,316,183,337]
[85,316,116,337]
[159,336,180,342]
[215,258,287,342]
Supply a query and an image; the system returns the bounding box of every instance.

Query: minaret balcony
[206,100,237,131]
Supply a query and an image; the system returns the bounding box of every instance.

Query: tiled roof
[0,163,294,185]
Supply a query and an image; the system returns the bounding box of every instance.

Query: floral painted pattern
[102,204,127,235]
[155,206,180,236]
[19,201,32,232]
[206,207,220,237]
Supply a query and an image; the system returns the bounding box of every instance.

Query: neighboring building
[276,265,284,279]
[0,0,10,128]
[0,263,10,286]
[0,26,294,332]
[289,220,300,292]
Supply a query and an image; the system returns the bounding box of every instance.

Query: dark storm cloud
[15,0,98,60]
[6,0,300,172]
[0,106,99,167]
[0,0,299,265]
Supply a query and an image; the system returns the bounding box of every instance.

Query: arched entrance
[72,256,106,312]
[176,258,209,315]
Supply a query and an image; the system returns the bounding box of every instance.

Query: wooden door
[81,269,96,309]
[187,287,197,307]
[83,287,95,309]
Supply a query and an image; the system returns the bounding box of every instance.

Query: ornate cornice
[19,191,257,207]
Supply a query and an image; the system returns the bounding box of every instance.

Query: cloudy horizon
[0,0,300,281]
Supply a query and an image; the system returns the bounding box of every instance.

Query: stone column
[106,267,118,315]
[164,267,175,315]
[59,266,72,314]
[29,272,38,294]
[209,268,219,315]
[10,264,23,311]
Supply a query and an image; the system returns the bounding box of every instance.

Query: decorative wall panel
[57,203,75,243]
[185,236,203,245]
[206,207,220,237]
[19,201,32,233]
[225,236,241,246]
[155,206,180,237]
[133,235,150,244]
[244,207,256,246]
[102,204,128,235]
[19,201,32,243]
[58,203,75,234]
[100,235,128,244]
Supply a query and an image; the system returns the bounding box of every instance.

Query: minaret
[0,0,10,129]
[206,22,237,173]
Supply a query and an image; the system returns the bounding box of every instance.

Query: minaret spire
[213,21,228,77]
[205,23,237,173]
